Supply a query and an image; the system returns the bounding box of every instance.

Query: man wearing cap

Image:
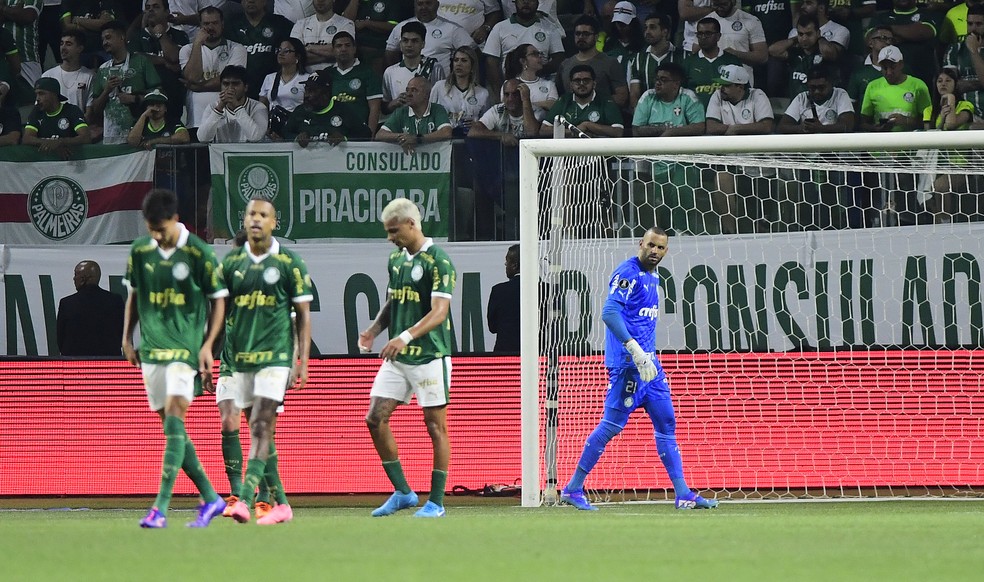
[197,64,268,142]
[282,70,371,147]
[376,75,452,153]
[557,15,627,108]
[859,43,930,227]
[22,76,92,153]
[706,64,773,234]
[859,44,930,132]
[127,88,190,149]
[681,17,744,109]
[708,0,768,80]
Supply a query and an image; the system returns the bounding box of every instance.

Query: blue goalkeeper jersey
[603,257,665,381]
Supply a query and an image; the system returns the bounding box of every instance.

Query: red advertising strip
[0,352,981,496]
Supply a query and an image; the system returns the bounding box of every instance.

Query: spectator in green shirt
[375,75,452,154]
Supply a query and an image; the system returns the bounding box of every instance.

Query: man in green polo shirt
[375,76,452,153]
[283,69,372,146]
[539,64,623,137]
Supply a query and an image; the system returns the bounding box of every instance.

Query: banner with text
[209,142,452,241]
[3,226,983,356]
[0,145,154,245]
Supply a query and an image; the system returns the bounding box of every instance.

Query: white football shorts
[370,357,451,407]
[141,362,197,411]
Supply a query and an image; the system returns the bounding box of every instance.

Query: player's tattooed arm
[358,299,392,353]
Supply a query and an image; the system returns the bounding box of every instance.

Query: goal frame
[517,130,984,507]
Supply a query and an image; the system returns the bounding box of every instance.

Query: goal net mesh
[532,139,984,504]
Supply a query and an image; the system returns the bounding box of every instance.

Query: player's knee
[221,415,240,433]
[251,417,271,440]
[424,418,447,440]
[365,411,385,431]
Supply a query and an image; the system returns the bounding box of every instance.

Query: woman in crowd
[259,38,310,140]
[923,68,975,223]
[430,46,489,137]
[504,44,558,119]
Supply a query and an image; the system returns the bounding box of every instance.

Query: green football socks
[429,470,447,506]
[182,437,219,503]
[153,416,187,513]
[382,459,412,495]
[238,458,267,508]
[221,429,243,497]
[264,441,289,505]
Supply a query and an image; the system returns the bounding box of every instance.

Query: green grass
[3,499,982,581]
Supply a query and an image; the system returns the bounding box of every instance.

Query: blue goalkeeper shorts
[604,366,670,414]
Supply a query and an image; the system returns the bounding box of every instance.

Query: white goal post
[518,130,984,508]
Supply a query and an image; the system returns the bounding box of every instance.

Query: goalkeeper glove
[625,339,657,383]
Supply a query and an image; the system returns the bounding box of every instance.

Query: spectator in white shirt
[42,31,94,111]
[385,0,476,73]
[705,64,773,234]
[179,5,248,130]
[197,64,268,142]
[289,0,356,71]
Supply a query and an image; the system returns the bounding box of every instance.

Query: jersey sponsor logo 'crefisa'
[29,176,88,241]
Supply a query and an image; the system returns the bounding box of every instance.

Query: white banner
[2,225,983,355]
[0,146,155,245]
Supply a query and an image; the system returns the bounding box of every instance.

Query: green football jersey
[220,240,313,372]
[330,61,383,123]
[124,226,227,368]
[225,12,294,98]
[2,0,39,64]
[682,52,745,109]
[25,102,87,138]
[386,239,455,365]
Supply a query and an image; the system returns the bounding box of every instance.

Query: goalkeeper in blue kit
[561,228,718,511]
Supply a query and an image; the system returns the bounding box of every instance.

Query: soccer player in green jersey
[358,198,456,519]
[123,188,228,529]
[220,196,313,525]
[214,229,296,523]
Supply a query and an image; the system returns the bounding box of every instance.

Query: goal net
[517,128,984,508]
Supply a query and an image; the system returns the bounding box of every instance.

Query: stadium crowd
[1,0,983,236]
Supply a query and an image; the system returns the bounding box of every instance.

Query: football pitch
[3,498,981,581]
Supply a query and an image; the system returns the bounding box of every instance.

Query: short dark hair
[142,189,178,224]
[569,63,595,81]
[332,31,355,46]
[573,14,601,33]
[806,64,832,82]
[401,21,427,40]
[657,62,687,84]
[796,14,820,31]
[969,3,984,17]
[696,17,720,33]
[220,65,248,84]
[645,13,671,30]
[61,30,86,48]
[100,20,127,37]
